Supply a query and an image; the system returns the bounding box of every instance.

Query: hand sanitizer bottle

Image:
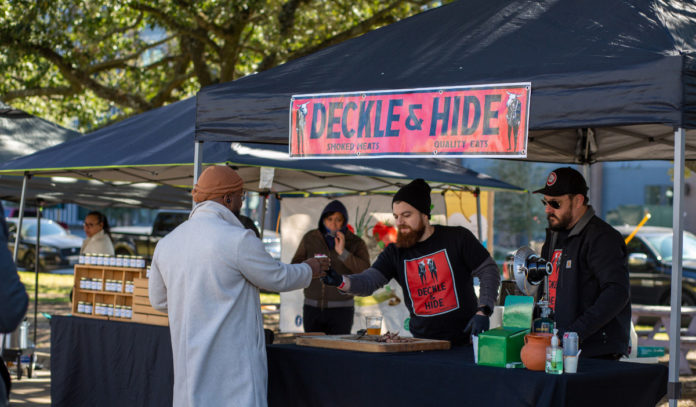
[545,328,564,374]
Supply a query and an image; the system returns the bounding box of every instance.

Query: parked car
[111,210,190,259]
[6,217,83,272]
[616,225,696,306]
[111,210,281,261]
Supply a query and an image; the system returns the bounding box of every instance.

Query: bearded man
[535,167,630,360]
[322,178,500,344]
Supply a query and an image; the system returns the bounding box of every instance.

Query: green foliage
[0,0,451,131]
[353,199,374,238]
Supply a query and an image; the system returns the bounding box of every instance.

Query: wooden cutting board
[295,334,450,353]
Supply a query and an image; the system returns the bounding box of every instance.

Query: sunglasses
[541,198,562,209]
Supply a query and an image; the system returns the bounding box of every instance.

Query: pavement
[7,360,50,406]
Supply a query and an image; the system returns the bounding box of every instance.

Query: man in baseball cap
[533,167,631,360]
[533,167,589,231]
[321,178,500,345]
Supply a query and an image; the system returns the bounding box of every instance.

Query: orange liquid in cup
[366,327,381,336]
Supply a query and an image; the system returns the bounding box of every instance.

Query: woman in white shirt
[80,211,115,255]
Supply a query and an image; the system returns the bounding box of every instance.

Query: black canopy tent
[194,0,695,401]
[0,96,522,242]
[0,100,197,209]
[0,98,521,194]
[0,101,81,163]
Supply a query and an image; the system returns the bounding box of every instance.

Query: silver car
[6,217,83,272]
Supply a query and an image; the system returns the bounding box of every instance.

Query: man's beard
[547,212,572,231]
[396,223,426,248]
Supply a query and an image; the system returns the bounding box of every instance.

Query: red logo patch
[546,172,557,186]
[404,250,459,316]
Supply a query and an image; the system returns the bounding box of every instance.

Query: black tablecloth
[51,316,667,407]
[268,344,667,407]
[51,315,173,407]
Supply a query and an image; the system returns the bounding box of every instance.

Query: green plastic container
[477,296,534,368]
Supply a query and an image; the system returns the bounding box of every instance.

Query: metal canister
[563,332,579,356]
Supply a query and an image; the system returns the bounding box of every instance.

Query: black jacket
[541,207,631,358]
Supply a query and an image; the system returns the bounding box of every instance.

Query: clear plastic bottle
[545,328,564,374]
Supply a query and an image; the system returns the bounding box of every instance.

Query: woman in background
[80,211,114,255]
[292,200,370,334]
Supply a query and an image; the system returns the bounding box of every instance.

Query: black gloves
[464,314,490,338]
[320,268,343,286]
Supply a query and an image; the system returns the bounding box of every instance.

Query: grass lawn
[18,271,73,304]
[17,273,380,307]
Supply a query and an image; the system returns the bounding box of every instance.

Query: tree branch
[2,86,76,102]
[86,35,177,74]
[17,40,152,111]
[128,1,221,54]
[285,0,429,62]
[257,0,310,72]
[94,13,145,43]
[150,71,195,106]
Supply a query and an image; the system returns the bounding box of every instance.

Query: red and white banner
[289,83,530,158]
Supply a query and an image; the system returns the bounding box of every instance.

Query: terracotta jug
[520,333,552,371]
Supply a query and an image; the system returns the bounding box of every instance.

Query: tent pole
[474,188,482,241]
[260,193,267,239]
[668,127,685,406]
[13,172,30,263]
[33,200,44,354]
[193,141,203,209]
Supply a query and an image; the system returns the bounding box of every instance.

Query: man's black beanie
[393,178,431,219]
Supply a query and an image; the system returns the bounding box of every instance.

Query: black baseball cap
[533,167,588,197]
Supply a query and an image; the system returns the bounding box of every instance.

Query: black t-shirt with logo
[372,225,490,342]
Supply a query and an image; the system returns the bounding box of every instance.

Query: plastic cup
[564,355,578,373]
[365,315,382,336]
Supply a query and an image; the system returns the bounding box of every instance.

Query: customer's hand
[320,268,343,287]
[463,314,489,339]
[303,257,330,279]
[334,231,346,255]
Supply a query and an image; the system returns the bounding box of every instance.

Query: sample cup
[564,355,578,373]
[365,315,382,336]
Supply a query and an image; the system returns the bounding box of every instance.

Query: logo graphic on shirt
[548,249,563,309]
[404,249,459,316]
